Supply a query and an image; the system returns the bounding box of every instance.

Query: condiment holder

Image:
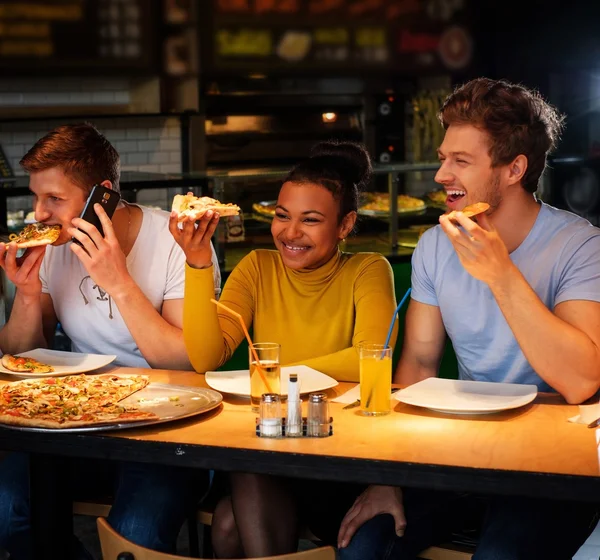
[256,382,333,438]
[255,416,334,438]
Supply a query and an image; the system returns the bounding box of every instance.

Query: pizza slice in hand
[6,223,61,249]
[446,202,490,223]
[172,192,241,221]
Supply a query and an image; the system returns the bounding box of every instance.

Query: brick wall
[0,77,183,212]
[0,116,182,177]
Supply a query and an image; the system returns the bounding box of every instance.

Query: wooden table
[0,366,598,557]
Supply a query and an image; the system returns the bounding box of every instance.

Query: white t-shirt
[40,205,221,368]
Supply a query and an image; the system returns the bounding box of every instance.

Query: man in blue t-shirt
[337,78,600,560]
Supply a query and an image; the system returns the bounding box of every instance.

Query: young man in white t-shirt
[0,123,221,559]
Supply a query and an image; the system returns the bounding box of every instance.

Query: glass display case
[0,162,444,272]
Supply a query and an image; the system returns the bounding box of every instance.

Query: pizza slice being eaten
[1,354,54,374]
[446,202,490,223]
[6,223,61,249]
[172,192,241,221]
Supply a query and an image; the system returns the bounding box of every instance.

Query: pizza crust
[13,238,57,249]
[0,413,61,429]
[0,410,158,429]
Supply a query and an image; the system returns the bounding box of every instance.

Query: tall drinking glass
[249,342,281,412]
[358,344,392,416]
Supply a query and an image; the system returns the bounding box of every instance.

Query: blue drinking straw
[364,287,413,408]
[382,287,412,357]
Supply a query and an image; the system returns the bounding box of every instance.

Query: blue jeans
[0,453,209,560]
[339,489,599,560]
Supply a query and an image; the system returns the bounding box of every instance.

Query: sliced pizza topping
[7,223,61,249]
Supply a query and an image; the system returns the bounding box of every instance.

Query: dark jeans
[338,488,599,560]
[0,452,209,560]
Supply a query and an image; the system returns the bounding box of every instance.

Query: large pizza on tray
[0,374,158,429]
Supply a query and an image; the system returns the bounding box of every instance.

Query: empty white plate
[205,365,338,397]
[394,377,538,414]
[0,349,117,378]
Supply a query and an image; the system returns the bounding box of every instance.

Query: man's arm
[442,212,600,404]
[0,246,53,354]
[0,291,46,354]
[110,290,192,370]
[394,300,447,385]
[489,273,600,404]
[70,204,193,371]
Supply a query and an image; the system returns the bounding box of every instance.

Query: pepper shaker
[307,392,329,437]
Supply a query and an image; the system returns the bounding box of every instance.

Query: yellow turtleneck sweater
[183,249,397,382]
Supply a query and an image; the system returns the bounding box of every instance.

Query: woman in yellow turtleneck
[170,141,397,557]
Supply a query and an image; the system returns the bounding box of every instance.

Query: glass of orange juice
[358,344,392,416]
[249,343,281,412]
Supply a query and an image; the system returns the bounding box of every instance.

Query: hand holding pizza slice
[172,193,240,222]
[446,202,490,223]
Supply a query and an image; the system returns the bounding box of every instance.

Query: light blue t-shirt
[411,202,600,391]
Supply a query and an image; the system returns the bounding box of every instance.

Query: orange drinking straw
[210,299,273,393]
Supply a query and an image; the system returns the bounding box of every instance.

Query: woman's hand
[168,210,219,269]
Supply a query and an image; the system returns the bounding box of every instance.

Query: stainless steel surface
[0,383,223,433]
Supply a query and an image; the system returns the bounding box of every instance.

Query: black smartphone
[72,184,121,246]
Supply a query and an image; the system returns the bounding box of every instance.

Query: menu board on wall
[207,0,474,75]
[0,0,157,73]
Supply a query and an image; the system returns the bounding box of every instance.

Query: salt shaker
[259,393,282,438]
[307,392,329,437]
[286,373,302,437]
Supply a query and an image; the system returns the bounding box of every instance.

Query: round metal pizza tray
[252,200,276,219]
[0,384,223,433]
[358,206,428,217]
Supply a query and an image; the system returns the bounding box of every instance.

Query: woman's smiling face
[271,181,355,270]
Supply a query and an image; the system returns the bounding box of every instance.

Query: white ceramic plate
[205,365,338,397]
[0,349,117,378]
[394,377,538,415]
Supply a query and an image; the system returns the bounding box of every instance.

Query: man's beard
[479,172,502,212]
